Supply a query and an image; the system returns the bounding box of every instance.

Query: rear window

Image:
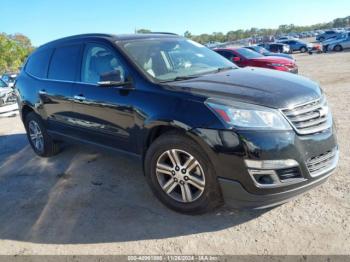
[48,45,81,81]
[26,49,52,78]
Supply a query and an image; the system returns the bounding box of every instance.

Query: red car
[214,47,298,74]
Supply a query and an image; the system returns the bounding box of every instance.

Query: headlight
[206,98,292,130]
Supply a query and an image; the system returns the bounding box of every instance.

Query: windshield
[119,38,236,81]
[235,48,264,59]
[0,79,8,88]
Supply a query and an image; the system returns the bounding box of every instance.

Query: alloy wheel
[28,120,44,153]
[156,149,206,203]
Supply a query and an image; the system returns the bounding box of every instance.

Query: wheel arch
[20,103,35,122]
[140,119,217,175]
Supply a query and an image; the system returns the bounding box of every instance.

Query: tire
[334,45,343,52]
[300,47,307,53]
[24,112,60,157]
[144,132,223,214]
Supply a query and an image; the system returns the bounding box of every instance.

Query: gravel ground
[0,51,349,255]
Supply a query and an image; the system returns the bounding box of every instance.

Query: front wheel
[145,132,223,214]
[24,112,60,157]
[334,45,343,52]
[300,47,307,53]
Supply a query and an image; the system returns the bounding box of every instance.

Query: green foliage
[184,15,350,44]
[136,28,152,34]
[0,33,34,74]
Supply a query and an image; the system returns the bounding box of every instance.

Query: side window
[48,45,81,81]
[26,48,52,78]
[217,51,234,60]
[270,45,277,52]
[81,43,125,84]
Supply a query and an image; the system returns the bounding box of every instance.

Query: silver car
[328,32,350,51]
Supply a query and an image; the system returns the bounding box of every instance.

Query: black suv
[15,34,338,214]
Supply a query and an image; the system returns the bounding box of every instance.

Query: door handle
[39,90,47,95]
[74,95,86,101]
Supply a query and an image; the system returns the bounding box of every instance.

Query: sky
[1,0,349,46]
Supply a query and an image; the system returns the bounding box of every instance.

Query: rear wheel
[334,45,343,52]
[145,132,223,214]
[300,47,307,53]
[24,112,60,157]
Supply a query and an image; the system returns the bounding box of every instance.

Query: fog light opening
[258,175,274,185]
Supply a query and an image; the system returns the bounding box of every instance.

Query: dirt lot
[0,51,349,255]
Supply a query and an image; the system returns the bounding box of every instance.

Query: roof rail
[148,32,178,36]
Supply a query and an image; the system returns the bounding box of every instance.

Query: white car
[0,79,16,106]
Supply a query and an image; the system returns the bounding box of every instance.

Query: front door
[71,42,136,152]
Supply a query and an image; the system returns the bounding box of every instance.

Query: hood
[250,56,294,64]
[265,52,294,60]
[166,67,321,109]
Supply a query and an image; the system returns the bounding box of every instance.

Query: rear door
[41,44,82,130]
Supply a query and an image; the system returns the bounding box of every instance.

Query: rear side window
[26,49,52,78]
[48,45,81,81]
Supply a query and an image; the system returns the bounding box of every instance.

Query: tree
[184,31,192,38]
[136,28,152,34]
[0,33,33,74]
[182,15,350,44]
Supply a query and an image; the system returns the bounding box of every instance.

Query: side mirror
[232,57,241,62]
[97,70,132,88]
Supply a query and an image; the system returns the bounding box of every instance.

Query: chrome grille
[281,96,332,135]
[306,148,338,177]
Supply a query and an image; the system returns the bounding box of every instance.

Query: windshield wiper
[216,66,236,72]
[160,75,199,83]
[160,67,236,83]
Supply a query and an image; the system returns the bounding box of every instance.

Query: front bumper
[288,67,298,74]
[191,125,338,208]
[219,167,334,209]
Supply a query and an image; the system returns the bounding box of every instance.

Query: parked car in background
[1,73,17,88]
[276,36,290,41]
[316,30,341,42]
[258,43,291,54]
[322,33,346,52]
[0,78,17,106]
[245,45,294,60]
[15,33,337,214]
[328,32,350,52]
[279,39,310,53]
[214,47,298,73]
